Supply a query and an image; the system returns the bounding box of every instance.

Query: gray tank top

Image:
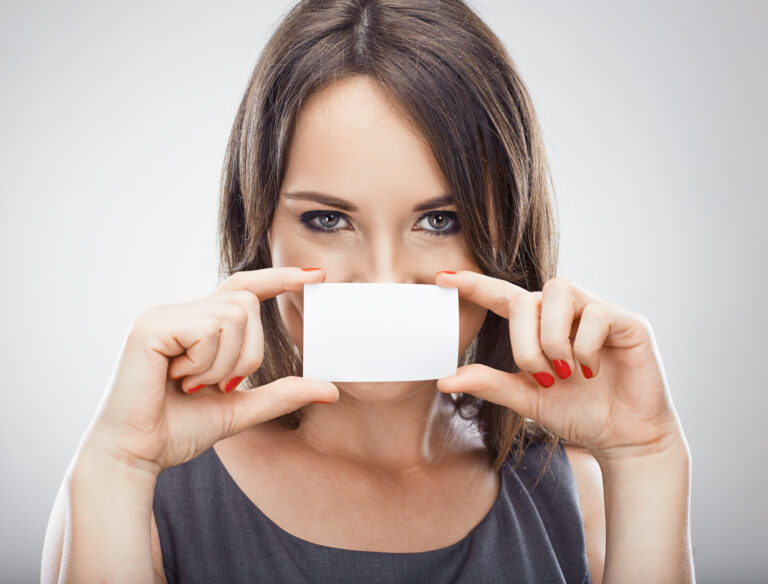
[153,438,591,583]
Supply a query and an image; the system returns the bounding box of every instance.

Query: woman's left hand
[435,271,684,462]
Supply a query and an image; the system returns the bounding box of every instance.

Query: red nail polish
[436,270,456,275]
[532,372,555,388]
[188,384,205,393]
[311,401,331,404]
[552,360,571,379]
[225,376,244,392]
[581,364,594,379]
[302,267,322,271]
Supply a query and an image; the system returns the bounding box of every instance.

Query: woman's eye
[415,211,460,237]
[299,210,460,237]
[299,211,350,234]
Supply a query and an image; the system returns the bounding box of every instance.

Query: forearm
[58,435,159,583]
[596,433,694,583]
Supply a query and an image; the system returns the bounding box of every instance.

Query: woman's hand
[84,267,338,476]
[434,271,685,463]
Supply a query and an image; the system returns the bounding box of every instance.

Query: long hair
[218,0,562,480]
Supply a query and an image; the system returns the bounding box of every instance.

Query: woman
[42,0,694,582]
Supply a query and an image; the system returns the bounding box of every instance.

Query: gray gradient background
[1,1,766,582]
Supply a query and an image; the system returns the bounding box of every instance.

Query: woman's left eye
[415,211,460,237]
[299,210,460,237]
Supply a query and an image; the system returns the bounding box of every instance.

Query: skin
[266,75,489,471]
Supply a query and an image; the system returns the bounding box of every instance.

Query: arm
[595,433,694,583]
[564,444,606,584]
[41,433,165,584]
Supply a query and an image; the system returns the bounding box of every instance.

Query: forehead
[280,76,450,208]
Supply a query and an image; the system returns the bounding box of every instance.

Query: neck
[289,380,469,474]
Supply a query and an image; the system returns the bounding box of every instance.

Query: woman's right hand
[82,266,337,477]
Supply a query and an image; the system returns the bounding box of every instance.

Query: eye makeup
[298,210,461,238]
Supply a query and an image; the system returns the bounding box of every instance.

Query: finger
[215,290,265,391]
[434,269,527,319]
[572,300,649,379]
[539,278,585,379]
[159,311,222,394]
[437,363,540,421]
[572,302,612,378]
[181,301,247,393]
[507,292,556,388]
[218,376,340,438]
[213,266,326,302]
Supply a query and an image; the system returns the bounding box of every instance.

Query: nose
[351,231,419,284]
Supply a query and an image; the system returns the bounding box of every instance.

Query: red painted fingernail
[225,376,244,392]
[302,267,322,271]
[188,384,205,393]
[436,270,456,275]
[311,401,331,404]
[581,364,594,379]
[532,372,555,388]
[552,360,571,379]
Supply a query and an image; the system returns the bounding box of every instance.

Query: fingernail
[552,360,571,379]
[188,384,205,393]
[532,372,555,388]
[436,270,456,275]
[581,364,594,379]
[225,376,244,392]
[170,373,184,381]
[302,267,322,271]
[311,401,331,404]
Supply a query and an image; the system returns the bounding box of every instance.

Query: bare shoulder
[562,443,606,584]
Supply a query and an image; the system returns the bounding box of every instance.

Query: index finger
[214,267,326,301]
[434,269,528,319]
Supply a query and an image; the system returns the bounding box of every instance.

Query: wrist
[592,430,691,478]
[77,429,162,486]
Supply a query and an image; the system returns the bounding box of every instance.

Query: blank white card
[302,283,459,382]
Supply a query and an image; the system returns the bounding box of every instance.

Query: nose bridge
[357,227,414,284]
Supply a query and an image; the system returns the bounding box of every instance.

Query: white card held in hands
[302,283,459,382]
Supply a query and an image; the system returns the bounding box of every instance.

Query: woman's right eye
[299,211,350,235]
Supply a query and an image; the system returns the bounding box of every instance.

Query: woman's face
[268,75,487,402]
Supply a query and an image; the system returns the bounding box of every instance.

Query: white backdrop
[1,1,765,581]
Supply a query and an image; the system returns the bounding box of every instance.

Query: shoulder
[562,443,606,584]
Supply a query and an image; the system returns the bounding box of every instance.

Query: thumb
[437,363,540,420]
[220,376,339,437]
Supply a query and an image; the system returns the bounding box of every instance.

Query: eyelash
[299,210,461,238]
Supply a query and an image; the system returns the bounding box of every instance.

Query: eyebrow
[282,191,455,213]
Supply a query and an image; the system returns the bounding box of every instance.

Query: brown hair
[218,0,562,482]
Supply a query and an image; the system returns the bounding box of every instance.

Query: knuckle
[508,291,539,317]
[242,353,264,374]
[572,341,594,362]
[235,289,259,308]
[542,277,570,295]
[540,337,570,357]
[225,302,249,326]
[200,316,221,338]
[512,349,542,369]
[634,312,653,335]
[581,301,607,321]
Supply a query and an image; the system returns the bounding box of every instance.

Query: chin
[333,380,433,403]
